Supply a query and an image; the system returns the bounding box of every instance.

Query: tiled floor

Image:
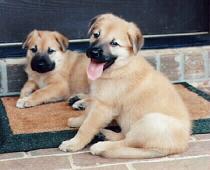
[0,81,209,170]
[0,134,209,170]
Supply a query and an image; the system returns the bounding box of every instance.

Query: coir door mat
[0,82,210,153]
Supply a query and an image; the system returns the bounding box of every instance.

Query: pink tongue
[87,61,105,80]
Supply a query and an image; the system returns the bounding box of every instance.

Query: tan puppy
[59,14,191,159]
[16,30,89,108]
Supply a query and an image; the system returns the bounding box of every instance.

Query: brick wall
[0,46,210,96]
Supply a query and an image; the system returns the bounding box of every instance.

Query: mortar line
[0,60,8,95]
[156,55,161,71]
[206,50,209,77]
[191,139,210,142]
[180,53,185,81]
[68,155,76,170]
[203,50,209,79]
[126,163,136,170]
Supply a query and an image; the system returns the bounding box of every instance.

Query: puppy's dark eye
[93,32,100,38]
[110,40,119,47]
[30,46,37,53]
[48,48,55,54]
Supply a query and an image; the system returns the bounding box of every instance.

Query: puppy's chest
[90,79,125,101]
[38,79,47,89]
[32,77,47,89]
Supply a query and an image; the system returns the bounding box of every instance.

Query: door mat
[0,82,209,153]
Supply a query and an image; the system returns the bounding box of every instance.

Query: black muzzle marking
[86,47,117,70]
[31,55,55,73]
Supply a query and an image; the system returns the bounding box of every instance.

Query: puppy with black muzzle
[59,14,191,159]
[30,50,55,73]
[16,30,89,108]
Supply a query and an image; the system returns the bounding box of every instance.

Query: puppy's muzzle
[86,47,106,63]
[86,47,116,63]
[31,55,55,73]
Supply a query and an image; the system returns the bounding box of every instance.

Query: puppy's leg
[20,80,38,98]
[90,140,165,159]
[59,100,115,152]
[68,93,89,110]
[16,83,69,108]
[68,113,87,128]
[71,98,90,111]
[100,129,124,141]
[68,93,88,105]
[16,80,38,108]
[91,113,190,158]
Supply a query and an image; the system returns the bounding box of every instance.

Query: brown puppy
[16,30,89,108]
[59,14,191,159]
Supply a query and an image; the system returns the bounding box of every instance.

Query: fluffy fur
[59,14,191,159]
[16,30,89,108]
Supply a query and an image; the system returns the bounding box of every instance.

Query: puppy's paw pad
[72,100,86,111]
[68,96,81,106]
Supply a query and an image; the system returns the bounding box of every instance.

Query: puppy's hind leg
[91,113,190,159]
[90,140,165,159]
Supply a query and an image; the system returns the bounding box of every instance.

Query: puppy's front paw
[68,93,87,106]
[16,97,34,108]
[20,91,32,98]
[68,95,81,106]
[72,99,87,111]
[59,138,84,152]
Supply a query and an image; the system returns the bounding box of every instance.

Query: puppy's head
[23,30,69,73]
[86,14,144,80]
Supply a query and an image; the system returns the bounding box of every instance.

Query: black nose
[86,47,103,58]
[31,55,55,73]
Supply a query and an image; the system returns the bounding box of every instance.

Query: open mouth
[87,57,116,80]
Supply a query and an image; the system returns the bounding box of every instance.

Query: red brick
[133,156,210,170]
[0,156,71,170]
[0,152,25,160]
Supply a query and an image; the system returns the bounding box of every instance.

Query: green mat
[0,82,209,153]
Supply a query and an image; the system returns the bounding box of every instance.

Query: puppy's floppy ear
[22,29,38,49]
[53,31,69,52]
[127,22,144,55]
[88,14,102,36]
